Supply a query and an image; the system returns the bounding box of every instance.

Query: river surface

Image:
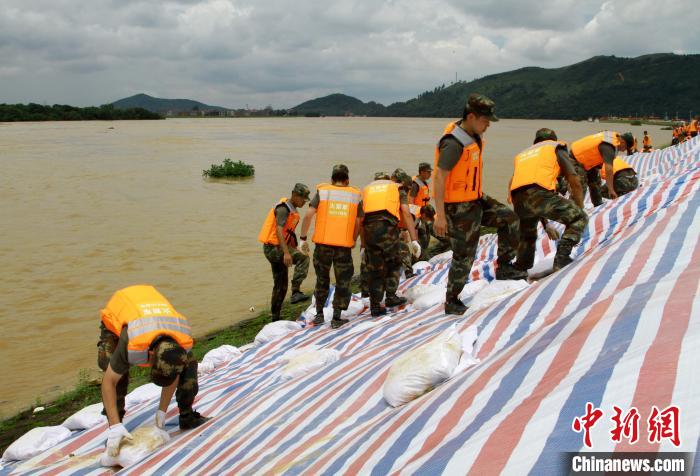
[0,117,670,418]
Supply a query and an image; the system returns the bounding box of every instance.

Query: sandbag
[452,325,481,375]
[412,261,431,273]
[125,383,161,408]
[527,256,555,280]
[304,295,366,326]
[2,426,72,462]
[254,321,302,346]
[402,284,443,303]
[383,326,462,407]
[469,279,529,312]
[411,289,446,310]
[458,280,488,305]
[198,345,242,375]
[99,426,170,468]
[279,347,341,380]
[63,403,107,431]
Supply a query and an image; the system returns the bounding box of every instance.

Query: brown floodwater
[0,117,670,418]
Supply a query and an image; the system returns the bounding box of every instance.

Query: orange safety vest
[312,183,361,247]
[673,128,679,138]
[433,122,483,203]
[690,120,699,133]
[411,175,431,207]
[510,140,566,192]
[100,285,193,366]
[362,180,400,219]
[258,198,300,246]
[600,157,635,180]
[571,131,621,171]
[643,135,651,147]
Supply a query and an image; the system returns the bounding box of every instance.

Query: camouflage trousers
[364,217,402,311]
[445,194,519,300]
[415,221,432,261]
[511,186,589,270]
[97,323,199,420]
[602,169,639,198]
[573,161,604,207]
[313,244,354,314]
[399,230,413,276]
[263,244,309,319]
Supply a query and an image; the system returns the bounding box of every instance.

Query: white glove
[360,247,365,261]
[155,410,167,429]
[106,423,133,457]
[299,239,310,255]
[409,240,421,258]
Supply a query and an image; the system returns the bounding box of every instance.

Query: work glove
[106,423,133,457]
[299,239,310,256]
[360,247,365,261]
[544,224,561,241]
[409,240,421,258]
[155,410,167,429]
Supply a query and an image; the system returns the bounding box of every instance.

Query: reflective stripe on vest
[100,285,193,367]
[433,122,483,203]
[510,140,564,192]
[600,157,634,180]
[690,121,698,133]
[312,183,361,247]
[362,180,400,218]
[411,175,430,206]
[257,198,300,245]
[571,131,621,171]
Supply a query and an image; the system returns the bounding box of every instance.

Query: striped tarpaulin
[2,137,699,475]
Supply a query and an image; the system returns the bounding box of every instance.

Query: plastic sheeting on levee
[2,137,699,475]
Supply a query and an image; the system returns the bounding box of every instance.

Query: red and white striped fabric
[2,137,698,475]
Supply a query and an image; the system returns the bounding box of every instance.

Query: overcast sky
[1,0,697,109]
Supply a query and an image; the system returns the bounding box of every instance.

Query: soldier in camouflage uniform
[360,171,390,297]
[261,183,311,321]
[510,128,588,272]
[362,169,421,316]
[433,94,527,315]
[299,165,362,329]
[601,168,639,199]
[98,324,207,441]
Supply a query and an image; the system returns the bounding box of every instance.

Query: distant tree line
[0,103,163,122]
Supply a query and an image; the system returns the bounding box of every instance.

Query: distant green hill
[291,54,700,119]
[112,93,228,114]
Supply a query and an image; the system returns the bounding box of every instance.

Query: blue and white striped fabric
[2,137,699,475]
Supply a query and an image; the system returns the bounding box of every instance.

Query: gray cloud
[0,0,697,108]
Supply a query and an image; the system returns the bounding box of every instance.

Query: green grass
[202,159,255,178]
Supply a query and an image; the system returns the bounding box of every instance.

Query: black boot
[495,263,528,280]
[371,307,387,317]
[444,298,467,315]
[312,309,325,326]
[385,295,407,307]
[179,410,210,430]
[290,290,310,303]
[553,242,574,271]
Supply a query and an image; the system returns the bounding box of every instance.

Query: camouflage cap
[620,132,635,148]
[534,128,558,142]
[332,164,349,176]
[418,162,432,172]
[373,171,390,180]
[292,183,310,199]
[392,168,412,188]
[420,204,436,217]
[465,93,499,121]
[150,339,187,387]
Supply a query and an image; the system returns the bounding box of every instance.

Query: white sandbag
[469,280,529,312]
[458,280,488,305]
[452,325,481,375]
[527,256,555,280]
[279,347,341,380]
[99,426,170,468]
[412,261,431,273]
[402,284,443,303]
[342,297,365,318]
[2,426,72,462]
[62,403,107,431]
[125,383,161,408]
[411,288,446,310]
[198,345,241,375]
[254,321,302,346]
[383,326,462,407]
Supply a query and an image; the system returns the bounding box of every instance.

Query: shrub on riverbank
[202,159,255,178]
[0,103,162,121]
